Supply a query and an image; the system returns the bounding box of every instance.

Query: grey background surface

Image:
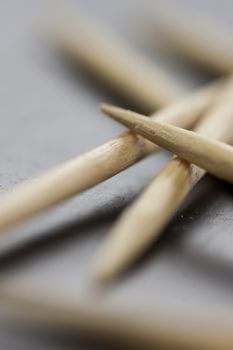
[0,0,233,348]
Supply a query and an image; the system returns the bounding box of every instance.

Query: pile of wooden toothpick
[1,5,233,350]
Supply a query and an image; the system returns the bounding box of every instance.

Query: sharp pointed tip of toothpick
[100,103,123,115]
[100,103,139,127]
[100,103,147,122]
[99,103,132,129]
[99,102,108,112]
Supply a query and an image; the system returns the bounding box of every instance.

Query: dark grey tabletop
[0,0,233,349]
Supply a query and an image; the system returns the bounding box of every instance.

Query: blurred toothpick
[1,286,233,350]
[46,6,185,112]
[147,5,233,73]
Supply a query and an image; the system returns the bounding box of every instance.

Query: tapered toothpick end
[92,258,114,285]
[100,103,127,120]
[92,234,128,284]
[100,103,146,131]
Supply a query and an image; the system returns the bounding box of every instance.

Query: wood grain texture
[101,104,233,183]
[0,81,221,231]
[95,76,233,282]
[48,8,184,111]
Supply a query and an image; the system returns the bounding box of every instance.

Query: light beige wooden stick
[0,82,222,231]
[101,104,233,183]
[149,7,233,73]
[95,77,233,281]
[48,8,185,111]
[1,287,233,350]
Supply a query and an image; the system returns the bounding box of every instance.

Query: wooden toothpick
[101,104,233,183]
[0,5,221,232]
[48,8,184,111]
[95,76,233,282]
[150,7,233,73]
[0,82,222,231]
[1,287,233,350]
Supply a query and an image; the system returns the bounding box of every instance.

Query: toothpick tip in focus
[100,103,122,115]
